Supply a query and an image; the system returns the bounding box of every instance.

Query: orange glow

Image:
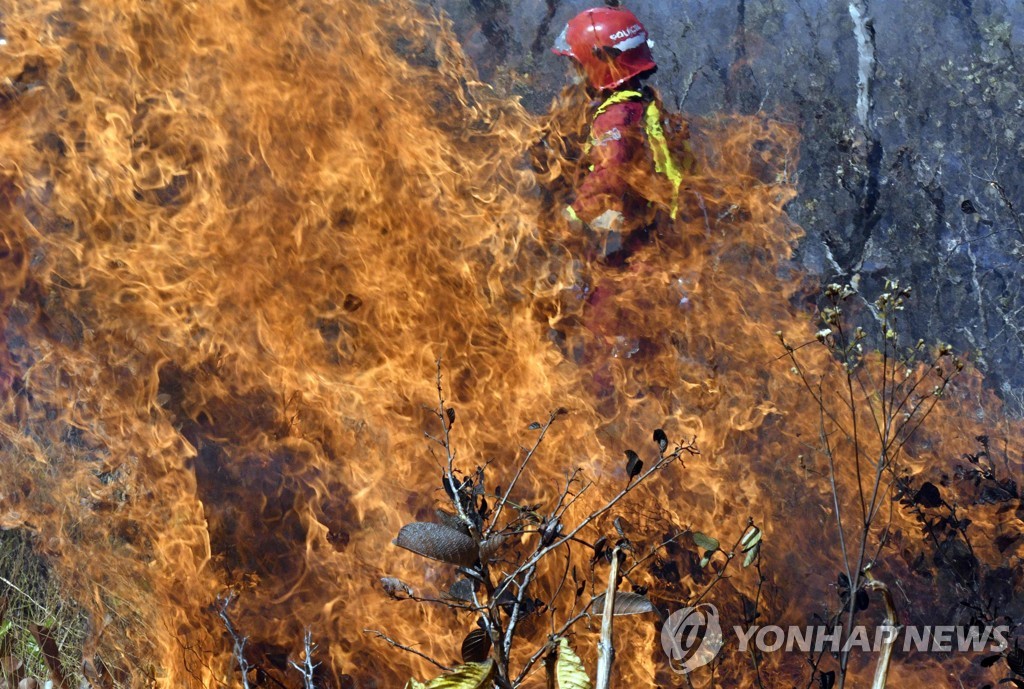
[0,1,1019,687]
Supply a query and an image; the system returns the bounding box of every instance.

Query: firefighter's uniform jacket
[566,87,692,229]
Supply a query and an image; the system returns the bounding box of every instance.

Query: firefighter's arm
[567,138,632,223]
[564,102,641,228]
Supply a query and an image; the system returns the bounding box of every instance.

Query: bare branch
[512,602,597,686]
[494,439,697,604]
[218,595,253,689]
[503,564,537,658]
[363,629,452,673]
[289,629,318,689]
[595,547,622,689]
[434,359,476,534]
[488,412,558,535]
[864,573,898,689]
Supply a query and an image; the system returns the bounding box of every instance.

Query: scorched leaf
[393,522,478,566]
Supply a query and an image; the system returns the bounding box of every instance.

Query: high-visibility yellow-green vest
[589,89,688,219]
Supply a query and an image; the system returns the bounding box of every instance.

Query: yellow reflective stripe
[644,100,684,218]
[581,91,688,219]
[594,89,643,117]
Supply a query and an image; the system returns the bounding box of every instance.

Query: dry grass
[0,529,89,688]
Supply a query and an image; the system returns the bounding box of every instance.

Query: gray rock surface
[435,0,1024,403]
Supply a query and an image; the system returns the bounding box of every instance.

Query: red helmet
[552,7,657,91]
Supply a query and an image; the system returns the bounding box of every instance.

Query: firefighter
[544,6,696,391]
[552,5,691,264]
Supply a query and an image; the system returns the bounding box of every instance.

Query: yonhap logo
[659,607,1010,674]
[661,604,724,673]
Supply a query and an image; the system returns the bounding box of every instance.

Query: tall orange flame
[0,1,1020,687]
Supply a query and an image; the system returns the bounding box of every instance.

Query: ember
[0,1,1020,688]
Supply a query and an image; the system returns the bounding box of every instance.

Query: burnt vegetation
[779,281,1024,689]
[371,362,727,688]
[3,1,1024,688]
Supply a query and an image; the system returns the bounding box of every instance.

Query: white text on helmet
[608,24,644,41]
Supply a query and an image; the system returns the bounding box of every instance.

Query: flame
[0,1,1020,687]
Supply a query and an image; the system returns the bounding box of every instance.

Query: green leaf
[699,554,711,568]
[404,680,428,689]
[419,660,495,689]
[556,638,592,689]
[741,528,762,552]
[743,543,760,568]
[0,620,12,641]
[692,532,719,551]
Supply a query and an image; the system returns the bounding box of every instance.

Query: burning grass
[0,0,1022,687]
[0,529,91,688]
